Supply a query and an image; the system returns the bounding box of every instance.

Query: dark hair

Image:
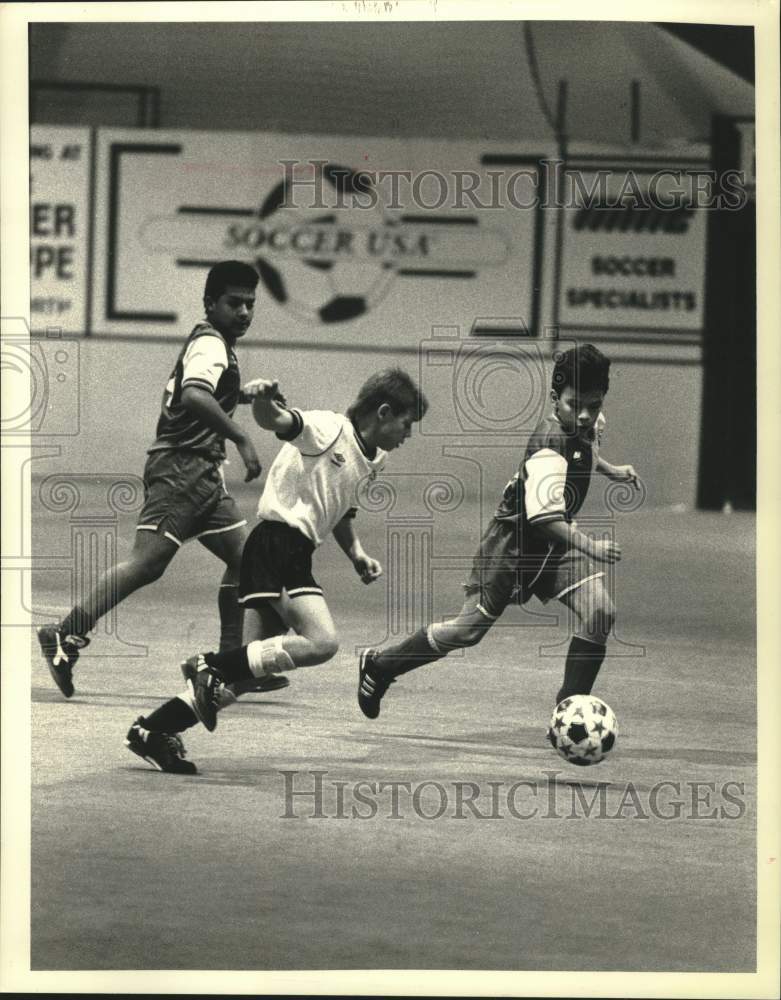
[347,368,428,422]
[204,260,259,302]
[551,344,611,396]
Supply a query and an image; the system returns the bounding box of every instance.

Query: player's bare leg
[186,593,339,730]
[242,603,284,645]
[39,529,178,697]
[64,528,178,634]
[554,576,615,705]
[266,592,339,667]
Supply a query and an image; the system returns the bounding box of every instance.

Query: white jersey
[257,410,386,546]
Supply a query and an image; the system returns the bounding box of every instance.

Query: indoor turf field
[30,489,756,972]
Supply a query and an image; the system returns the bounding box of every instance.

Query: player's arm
[535,518,621,564]
[525,447,620,564]
[332,512,382,585]
[595,455,639,488]
[180,386,261,482]
[251,380,296,436]
[181,384,247,441]
[182,388,261,483]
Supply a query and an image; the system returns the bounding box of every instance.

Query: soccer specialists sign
[30,126,92,333]
[555,167,709,334]
[90,129,545,345]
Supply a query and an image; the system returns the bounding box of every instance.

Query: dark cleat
[125,718,197,775]
[229,674,290,697]
[357,649,395,720]
[37,625,89,698]
[181,659,290,701]
[181,655,223,733]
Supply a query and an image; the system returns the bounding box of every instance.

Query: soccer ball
[254,162,396,325]
[547,695,618,766]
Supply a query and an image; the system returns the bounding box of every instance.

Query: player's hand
[353,554,383,585]
[590,538,622,564]
[610,464,639,489]
[236,435,262,482]
[239,379,287,405]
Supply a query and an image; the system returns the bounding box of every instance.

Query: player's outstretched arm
[333,515,383,584]
[595,455,639,488]
[251,381,295,435]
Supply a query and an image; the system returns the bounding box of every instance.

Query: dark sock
[556,636,607,705]
[59,605,93,639]
[218,584,244,653]
[204,645,253,683]
[374,627,445,677]
[143,697,198,733]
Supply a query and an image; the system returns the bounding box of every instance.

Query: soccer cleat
[37,625,90,698]
[180,658,289,697]
[216,674,291,707]
[216,685,239,709]
[181,654,232,711]
[181,654,231,714]
[125,718,197,775]
[357,649,395,719]
[179,654,203,688]
[232,674,290,696]
[181,655,223,732]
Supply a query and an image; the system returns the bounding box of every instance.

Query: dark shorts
[238,520,323,608]
[136,450,246,548]
[463,518,604,619]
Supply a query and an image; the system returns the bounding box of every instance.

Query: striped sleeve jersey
[495,414,596,531]
[147,322,241,460]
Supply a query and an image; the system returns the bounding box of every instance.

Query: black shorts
[238,520,323,608]
[136,450,246,548]
[463,517,604,619]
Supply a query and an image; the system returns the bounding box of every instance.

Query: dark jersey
[495,414,594,545]
[148,323,241,460]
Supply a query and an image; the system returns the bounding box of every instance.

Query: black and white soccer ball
[547,695,618,766]
[253,162,395,325]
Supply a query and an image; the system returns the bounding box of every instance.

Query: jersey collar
[350,418,377,461]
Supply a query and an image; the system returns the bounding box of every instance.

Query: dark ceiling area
[655,23,754,84]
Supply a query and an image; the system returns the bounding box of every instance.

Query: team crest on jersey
[330,451,346,467]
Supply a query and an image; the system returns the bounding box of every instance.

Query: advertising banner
[90,129,550,346]
[30,126,92,333]
[555,166,711,334]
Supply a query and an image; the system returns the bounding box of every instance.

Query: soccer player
[124,368,427,773]
[37,260,288,707]
[356,344,639,719]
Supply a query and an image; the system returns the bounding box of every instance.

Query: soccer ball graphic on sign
[254,162,396,324]
[547,695,618,766]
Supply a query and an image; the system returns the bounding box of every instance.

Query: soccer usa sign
[89,129,545,346]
